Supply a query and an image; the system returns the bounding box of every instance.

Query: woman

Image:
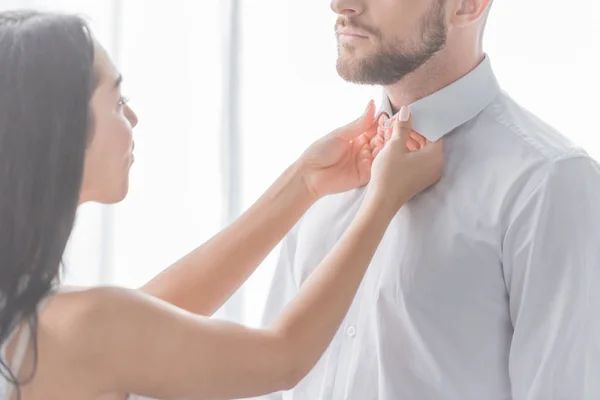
[0,11,443,400]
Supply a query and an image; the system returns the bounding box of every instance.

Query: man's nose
[330,0,364,17]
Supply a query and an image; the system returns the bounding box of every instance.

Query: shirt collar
[378,55,501,142]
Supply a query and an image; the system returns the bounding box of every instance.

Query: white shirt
[258,56,600,400]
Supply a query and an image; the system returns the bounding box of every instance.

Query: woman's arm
[76,114,444,400]
[140,163,315,316]
[141,104,378,316]
[80,198,396,400]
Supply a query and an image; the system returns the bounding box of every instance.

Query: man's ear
[449,0,491,28]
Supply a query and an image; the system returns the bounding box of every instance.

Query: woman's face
[79,42,138,204]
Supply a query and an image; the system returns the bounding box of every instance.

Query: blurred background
[1,0,598,326]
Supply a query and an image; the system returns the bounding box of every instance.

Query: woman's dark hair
[0,10,96,390]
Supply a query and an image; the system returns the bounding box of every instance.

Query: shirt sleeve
[502,154,600,399]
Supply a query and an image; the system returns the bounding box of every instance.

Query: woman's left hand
[298,101,378,199]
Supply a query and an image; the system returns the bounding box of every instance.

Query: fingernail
[364,100,374,113]
[399,106,410,122]
[384,119,391,128]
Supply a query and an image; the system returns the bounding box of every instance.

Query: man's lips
[337,28,368,38]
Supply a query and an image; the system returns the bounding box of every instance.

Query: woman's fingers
[369,107,431,156]
[332,100,376,141]
[412,132,426,148]
[406,138,421,152]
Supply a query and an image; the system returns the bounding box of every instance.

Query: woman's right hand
[366,106,444,213]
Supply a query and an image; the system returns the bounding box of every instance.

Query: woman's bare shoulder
[48,286,134,322]
[47,286,150,333]
[46,286,187,351]
[42,287,153,362]
[28,287,146,397]
[41,286,207,396]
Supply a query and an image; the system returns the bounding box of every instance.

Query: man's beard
[336,2,447,85]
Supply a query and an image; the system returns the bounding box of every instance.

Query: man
[260,0,600,398]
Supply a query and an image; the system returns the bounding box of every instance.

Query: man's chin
[336,58,377,85]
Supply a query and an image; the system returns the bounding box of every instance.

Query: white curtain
[1,0,598,326]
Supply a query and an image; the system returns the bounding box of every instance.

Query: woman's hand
[369,112,428,157]
[142,101,379,318]
[297,101,378,199]
[366,106,444,213]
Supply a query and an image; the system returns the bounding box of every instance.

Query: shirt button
[346,326,356,338]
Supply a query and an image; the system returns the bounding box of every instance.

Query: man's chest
[292,186,508,315]
[286,187,513,400]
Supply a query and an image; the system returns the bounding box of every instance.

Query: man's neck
[384,49,485,115]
